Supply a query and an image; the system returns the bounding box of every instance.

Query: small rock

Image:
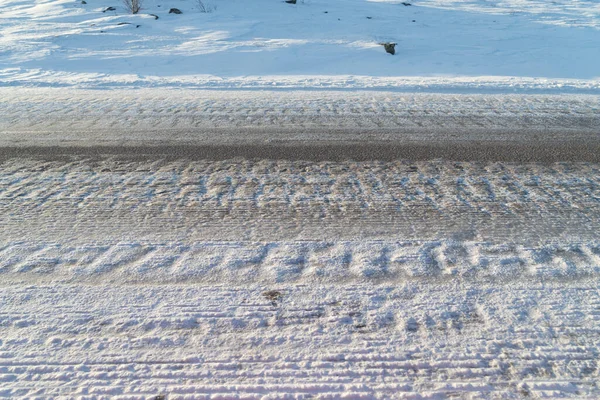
[412,20,416,22]
[154,396,166,400]
[102,6,116,12]
[117,22,131,25]
[285,0,297,3]
[262,290,283,306]
[366,16,372,19]
[81,0,87,4]
[136,24,141,28]
[402,2,412,5]
[323,11,328,13]
[168,8,182,14]
[149,14,159,20]
[380,42,397,55]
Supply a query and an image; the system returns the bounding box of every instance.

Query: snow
[1,0,599,91]
[1,1,600,398]
[1,283,599,398]
[0,156,599,397]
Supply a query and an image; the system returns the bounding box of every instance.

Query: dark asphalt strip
[0,141,599,162]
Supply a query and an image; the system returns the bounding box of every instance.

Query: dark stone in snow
[81,1,87,4]
[285,0,297,3]
[169,8,182,14]
[380,42,397,55]
[103,6,116,12]
[402,2,412,6]
[149,13,159,19]
[263,290,283,306]
[116,22,141,28]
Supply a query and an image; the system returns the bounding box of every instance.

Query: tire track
[0,240,598,284]
[1,158,598,245]
[1,90,599,159]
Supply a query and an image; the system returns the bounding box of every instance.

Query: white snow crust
[1,0,599,91]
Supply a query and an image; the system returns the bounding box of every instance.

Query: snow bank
[1,0,599,92]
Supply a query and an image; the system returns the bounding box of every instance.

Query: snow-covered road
[1,89,599,162]
[1,157,599,283]
[1,90,599,398]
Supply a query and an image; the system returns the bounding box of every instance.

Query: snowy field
[0,0,599,91]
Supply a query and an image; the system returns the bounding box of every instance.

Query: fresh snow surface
[1,0,599,91]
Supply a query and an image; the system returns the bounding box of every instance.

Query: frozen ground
[0,0,599,91]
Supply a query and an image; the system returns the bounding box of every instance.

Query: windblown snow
[0,0,599,91]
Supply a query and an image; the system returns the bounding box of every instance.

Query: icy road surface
[0,90,599,398]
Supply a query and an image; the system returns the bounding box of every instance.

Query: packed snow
[1,0,599,91]
[1,155,600,398]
